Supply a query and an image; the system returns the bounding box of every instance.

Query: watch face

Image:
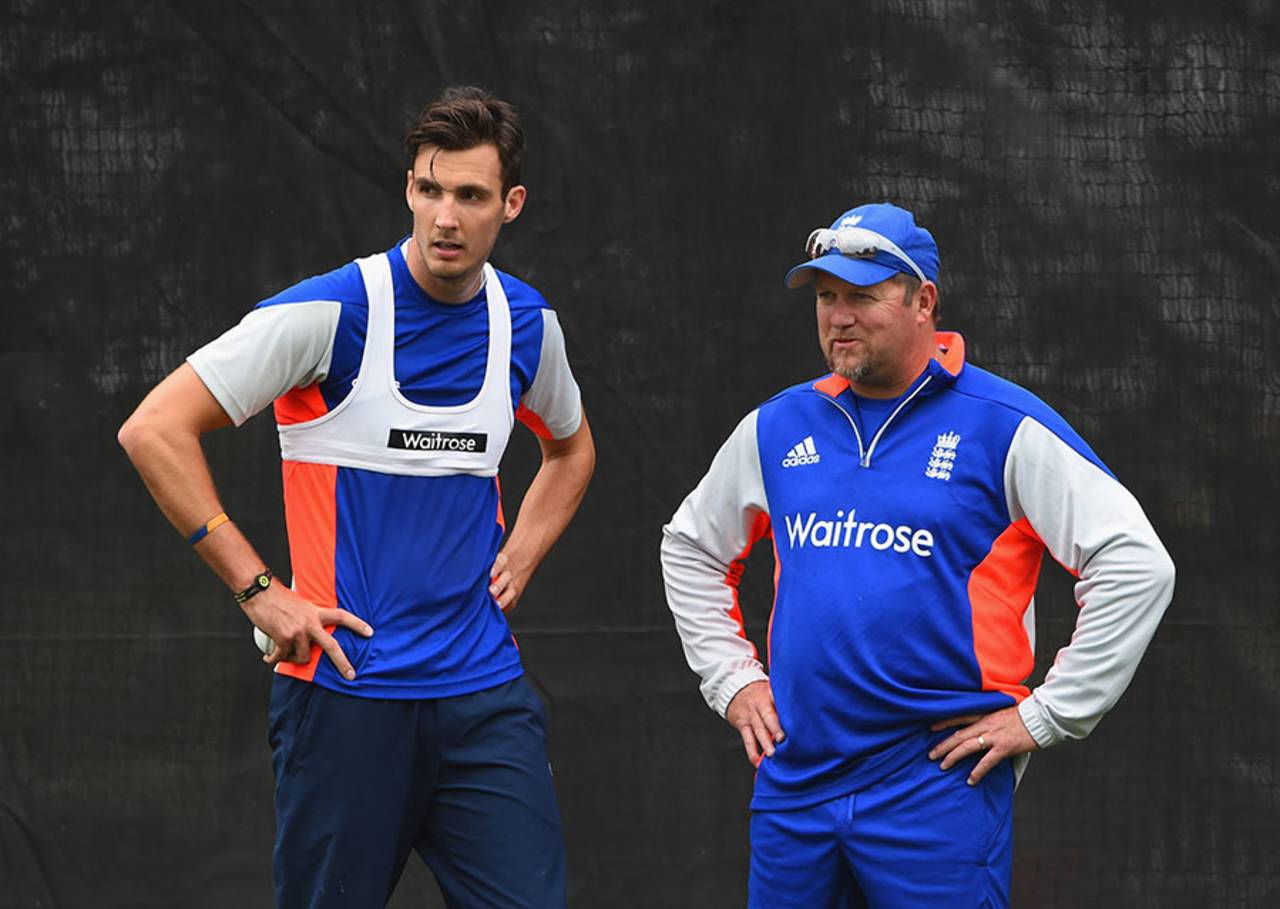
[258,575,270,588]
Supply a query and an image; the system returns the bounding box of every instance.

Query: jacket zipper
[815,375,933,468]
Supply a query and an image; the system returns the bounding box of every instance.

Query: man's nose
[434,195,460,228]
[830,298,859,326]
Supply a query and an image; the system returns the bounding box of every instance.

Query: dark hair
[892,272,941,325]
[404,86,524,193]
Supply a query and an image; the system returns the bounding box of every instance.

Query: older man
[660,202,1174,907]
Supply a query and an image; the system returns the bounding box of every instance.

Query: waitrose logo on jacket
[783,508,935,557]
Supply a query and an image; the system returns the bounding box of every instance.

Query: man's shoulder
[736,378,833,447]
[255,260,368,312]
[953,362,1109,472]
[758,376,830,412]
[493,267,551,313]
[951,362,1066,426]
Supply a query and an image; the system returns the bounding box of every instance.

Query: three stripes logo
[782,436,821,468]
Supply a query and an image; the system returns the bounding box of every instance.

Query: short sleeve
[186,301,341,426]
[518,310,582,439]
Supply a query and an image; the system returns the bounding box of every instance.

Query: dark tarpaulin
[1,0,1276,906]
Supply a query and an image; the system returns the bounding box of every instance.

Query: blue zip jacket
[661,333,1174,810]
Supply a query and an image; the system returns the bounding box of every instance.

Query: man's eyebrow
[413,176,491,196]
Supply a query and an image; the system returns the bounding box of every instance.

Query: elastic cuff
[710,665,769,717]
[1018,697,1062,749]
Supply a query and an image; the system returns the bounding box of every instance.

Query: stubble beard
[827,345,877,385]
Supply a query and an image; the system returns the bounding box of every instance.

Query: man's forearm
[500,417,595,580]
[118,364,269,591]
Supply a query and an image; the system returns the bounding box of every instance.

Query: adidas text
[782,436,821,468]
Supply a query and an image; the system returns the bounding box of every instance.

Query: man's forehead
[411,143,503,184]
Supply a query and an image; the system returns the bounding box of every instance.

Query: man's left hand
[927,706,1040,785]
[489,551,527,612]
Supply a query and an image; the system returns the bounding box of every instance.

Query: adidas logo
[782,436,821,468]
[924,431,961,481]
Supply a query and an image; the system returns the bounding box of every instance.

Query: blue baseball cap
[784,202,939,289]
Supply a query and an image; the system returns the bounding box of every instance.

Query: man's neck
[405,241,485,304]
[848,341,934,399]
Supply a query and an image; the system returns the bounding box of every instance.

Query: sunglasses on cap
[805,226,928,283]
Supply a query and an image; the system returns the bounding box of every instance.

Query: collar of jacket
[811,331,966,399]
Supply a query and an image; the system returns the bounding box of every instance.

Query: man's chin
[828,355,869,383]
[426,259,473,281]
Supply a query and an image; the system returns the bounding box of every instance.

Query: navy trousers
[268,674,567,909]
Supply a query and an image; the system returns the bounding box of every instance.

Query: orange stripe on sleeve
[276,460,338,683]
[515,402,554,440]
[967,518,1043,701]
[766,534,782,670]
[724,512,772,661]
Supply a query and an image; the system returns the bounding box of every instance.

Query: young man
[119,87,593,908]
[660,202,1174,907]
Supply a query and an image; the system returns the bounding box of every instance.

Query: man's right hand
[725,679,786,767]
[242,584,373,681]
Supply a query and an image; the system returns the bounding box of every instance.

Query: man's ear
[916,282,938,323]
[503,184,527,223]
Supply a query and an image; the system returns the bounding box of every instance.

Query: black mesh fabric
[1,1,1276,905]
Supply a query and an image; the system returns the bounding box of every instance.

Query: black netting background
[1,1,1276,906]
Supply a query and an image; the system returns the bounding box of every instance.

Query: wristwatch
[235,569,273,605]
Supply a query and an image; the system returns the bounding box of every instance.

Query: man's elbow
[117,406,178,465]
[546,418,596,481]
[117,409,153,460]
[577,437,597,482]
[1152,545,1176,609]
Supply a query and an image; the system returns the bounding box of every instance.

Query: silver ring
[977,735,987,748]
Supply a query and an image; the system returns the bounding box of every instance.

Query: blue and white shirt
[660,333,1174,811]
[188,240,582,699]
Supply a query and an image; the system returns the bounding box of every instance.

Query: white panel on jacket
[661,410,772,716]
[1006,416,1175,748]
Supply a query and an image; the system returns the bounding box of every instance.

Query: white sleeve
[660,410,772,717]
[519,310,582,439]
[186,301,341,426]
[1007,417,1176,748]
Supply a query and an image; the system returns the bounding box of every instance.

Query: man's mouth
[432,239,464,257]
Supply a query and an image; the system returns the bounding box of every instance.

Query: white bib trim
[277,254,515,477]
